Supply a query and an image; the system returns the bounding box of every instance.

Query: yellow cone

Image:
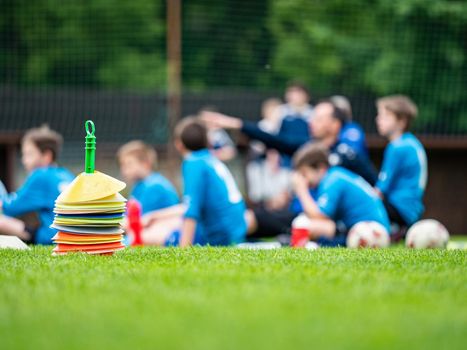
[57,171,126,204]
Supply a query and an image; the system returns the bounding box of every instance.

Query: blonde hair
[117,140,157,168]
[377,95,418,131]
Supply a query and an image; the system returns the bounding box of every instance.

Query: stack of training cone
[51,120,127,255]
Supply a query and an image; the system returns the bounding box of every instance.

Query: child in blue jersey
[174,117,247,246]
[375,95,427,230]
[117,141,179,215]
[0,126,73,244]
[136,118,247,247]
[290,143,389,247]
[118,141,180,246]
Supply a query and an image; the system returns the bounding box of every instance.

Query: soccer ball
[346,221,390,248]
[405,219,449,249]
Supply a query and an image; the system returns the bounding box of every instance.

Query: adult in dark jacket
[202,101,378,239]
[202,100,378,239]
[202,100,377,185]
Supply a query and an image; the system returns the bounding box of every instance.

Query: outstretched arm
[201,111,243,130]
[201,111,307,156]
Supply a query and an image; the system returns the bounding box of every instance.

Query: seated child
[0,126,74,244]
[140,117,247,247]
[290,143,389,247]
[374,95,427,231]
[117,140,179,214]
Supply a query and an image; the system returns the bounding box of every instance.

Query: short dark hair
[317,99,348,125]
[377,95,418,131]
[22,125,63,161]
[286,80,310,97]
[117,140,157,168]
[293,142,330,170]
[175,117,208,151]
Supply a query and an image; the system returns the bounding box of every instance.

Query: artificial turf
[0,246,466,350]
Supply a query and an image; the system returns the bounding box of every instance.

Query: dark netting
[0,0,466,172]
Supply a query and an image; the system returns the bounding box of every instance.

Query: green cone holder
[85,120,96,174]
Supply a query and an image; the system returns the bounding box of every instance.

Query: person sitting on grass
[201,100,377,185]
[290,143,389,247]
[117,140,180,245]
[202,100,378,241]
[135,117,247,247]
[374,95,427,236]
[117,140,179,215]
[0,126,74,244]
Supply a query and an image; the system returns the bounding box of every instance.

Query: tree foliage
[0,0,466,131]
[0,0,166,90]
[269,0,467,131]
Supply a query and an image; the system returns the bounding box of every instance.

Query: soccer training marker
[50,120,127,255]
[0,235,30,250]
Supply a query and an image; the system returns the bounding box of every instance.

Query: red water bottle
[290,214,311,248]
[127,199,143,246]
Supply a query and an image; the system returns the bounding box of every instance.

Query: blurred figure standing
[276,81,314,167]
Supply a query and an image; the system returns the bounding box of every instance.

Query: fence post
[167,0,182,163]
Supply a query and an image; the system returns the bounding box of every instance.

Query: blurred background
[0,1,466,232]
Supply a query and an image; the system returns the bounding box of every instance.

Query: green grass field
[1,246,466,350]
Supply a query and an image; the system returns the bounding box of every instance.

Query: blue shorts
[316,234,347,247]
[316,221,348,247]
[164,225,207,247]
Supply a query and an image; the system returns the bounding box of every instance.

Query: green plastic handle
[85,120,96,174]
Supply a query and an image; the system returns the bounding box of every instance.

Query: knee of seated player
[292,214,336,239]
[141,217,182,246]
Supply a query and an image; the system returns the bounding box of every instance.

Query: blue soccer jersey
[182,149,247,245]
[376,132,427,225]
[316,167,390,231]
[2,166,74,244]
[340,121,369,158]
[131,172,179,214]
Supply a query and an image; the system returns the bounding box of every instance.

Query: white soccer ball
[347,221,390,248]
[405,219,449,249]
